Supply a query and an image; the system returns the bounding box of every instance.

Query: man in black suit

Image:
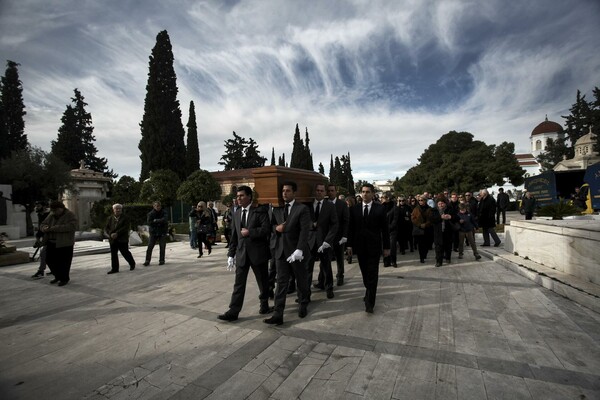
[105,203,136,274]
[347,183,390,313]
[218,186,272,321]
[264,181,311,326]
[306,183,339,300]
[327,184,349,286]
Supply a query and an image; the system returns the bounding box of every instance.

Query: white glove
[317,242,331,253]
[338,237,347,245]
[227,256,235,271]
[286,249,304,263]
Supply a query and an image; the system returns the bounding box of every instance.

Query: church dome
[531,116,563,136]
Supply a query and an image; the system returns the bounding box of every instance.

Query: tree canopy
[219,131,266,170]
[139,30,187,180]
[51,88,110,175]
[329,153,355,195]
[0,147,72,235]
[176,169,222,205]
[1,60,28,159]
[111,175,142,204]
[139,169,181,207]
[396,131,524,194]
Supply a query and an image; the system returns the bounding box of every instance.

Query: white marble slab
[505,220,600,284]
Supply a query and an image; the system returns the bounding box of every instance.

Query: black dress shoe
[107,270,119,274]
[313,283,324,290]
[337,277,344,286]
[159,261,165,265]
[259,306,274,315]
[481,244,490,247]
[298,304,308,318]
[58,280,69,286]
[130,264,135,271]
[365,305,374,313]
[143,262,150,266]
[50,278,59,284]
[263,316,283,325]
[435,263,442,267]
[217,312,238,321]
[494,242,501,247]
[326,289,334,299]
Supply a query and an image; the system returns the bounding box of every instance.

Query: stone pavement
[1,240,599,400]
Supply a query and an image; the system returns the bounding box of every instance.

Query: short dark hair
[361,183,375,192]
[498,188,504,192]
[282,181,297,192]
[237,185,253,198]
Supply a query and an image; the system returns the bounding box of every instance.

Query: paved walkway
[1,240,599,399]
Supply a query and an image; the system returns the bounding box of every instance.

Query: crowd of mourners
[28,184,509,324]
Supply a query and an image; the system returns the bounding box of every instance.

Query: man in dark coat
[265,181,312,325]
[306,183,339,300]
[477,189,501,246]
[105,203,136,274]
[31,201,50,279]
[327,184,349,286]
[218,186,273,321]
[496,188,510,225]
[144,201,168,266]
[347,183,391,313]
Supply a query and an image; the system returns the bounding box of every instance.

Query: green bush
[536,198,583,220]
[123,204,154,228]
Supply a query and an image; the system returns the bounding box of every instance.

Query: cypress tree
[185,101,200,177]
[289,123,303,168]
[329,155,334,182]
[51,89,109,173]
[271,147,276,165]
[1,60,28,156]
[139,30,186,180]
[304,127,314,171]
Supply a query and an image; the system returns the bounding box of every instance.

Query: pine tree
[1,60,28,156]
[185,101,200,177]
[51,89,109,173]
[270,147,276,165]
[562,90,592,155]
[139,30,187,181]
[244,138,267,168]
[290,123,303,168]
[278,154,286,167]
[219,131,247,170]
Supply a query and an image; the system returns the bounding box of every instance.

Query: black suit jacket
[347,202,391,258]
[307,200,338,250]
[227,205,271,266]
[271,201,311,260]
[331,198,349,241]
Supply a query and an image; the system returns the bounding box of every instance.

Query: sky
[1,0,599,182]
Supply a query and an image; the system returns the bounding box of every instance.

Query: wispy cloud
[1,0,598,181]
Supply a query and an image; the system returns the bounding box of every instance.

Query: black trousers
[110,241,136,271]
[273,258,308,319]
[46,242,74,282]
[228,260,269,315]
[308,248,333,296]
[357,254,380,308]
[496,209,506,225]
[146,235,166,263]
[197,232,211,255]
[332,241,345,279]
[414,234,430,261]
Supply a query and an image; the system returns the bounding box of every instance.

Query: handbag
[197,224,211,234]
[412,225,425,236]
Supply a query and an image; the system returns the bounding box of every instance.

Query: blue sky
[1,0,599,181]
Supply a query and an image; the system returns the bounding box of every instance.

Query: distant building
[514,115,565,177]
[554,127,599,171]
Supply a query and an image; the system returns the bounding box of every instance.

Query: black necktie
[284,203,290,221]
[241,209,247,228]
[363,204,369,219]
[315,201,321,221]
